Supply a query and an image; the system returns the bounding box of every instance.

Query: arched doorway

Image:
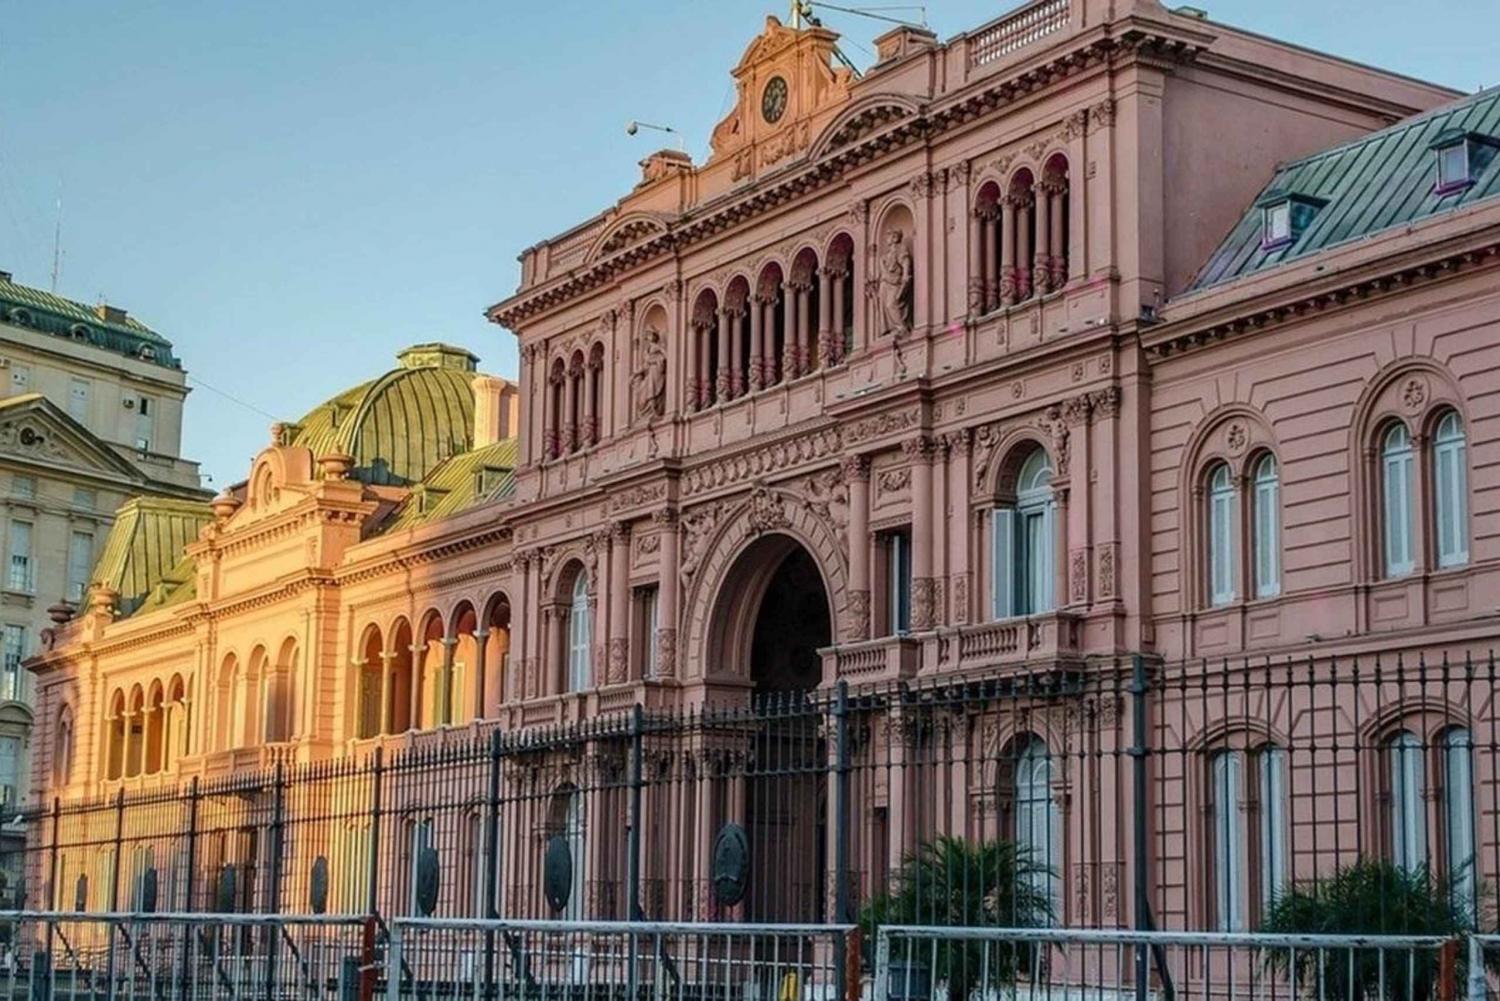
[707,533,832,923]
[709,533,832,692]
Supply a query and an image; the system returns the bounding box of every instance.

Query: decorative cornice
[489,28,1203,330]
[1145,239,1500,362]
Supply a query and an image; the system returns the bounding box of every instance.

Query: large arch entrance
[708,533,832,691]
[706,533,832,923]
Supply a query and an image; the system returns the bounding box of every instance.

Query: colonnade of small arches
[351,592,512,740]
[100,674,191,780]
[545,342,604,458]
[685,233,857,410]
[970,155,1071,312]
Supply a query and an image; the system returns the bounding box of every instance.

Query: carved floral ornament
[968,387,1119,490]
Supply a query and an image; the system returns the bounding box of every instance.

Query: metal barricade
[388,918,857,1001]
[874,926,1458,1001]
[0,910,374,1000]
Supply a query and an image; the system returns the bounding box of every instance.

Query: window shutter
[991,507,1016,619]
[1038,500,1056,614]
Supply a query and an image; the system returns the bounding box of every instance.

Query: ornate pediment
[0,395,143,481]
[708,15,855,182]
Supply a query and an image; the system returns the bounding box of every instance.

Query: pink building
[22,0,1500,938]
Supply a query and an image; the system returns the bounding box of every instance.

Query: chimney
[95,303,128,324]
[473,375,519,448]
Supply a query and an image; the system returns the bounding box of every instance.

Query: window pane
[1446,729,1476,920]
[68,532,93,603]
[569,574,590,691]
[1015,738,1059,923]
[1210,466,1235,605]
[1434,415,1468,568]
[1254,458,1280,598]
[991,508,1015,619]
[7,522,31,593]
[1260,745,1287,910]
[1,626,23,701]
[1389,732,1427,872]
[888,532,911,634]
[1213,751,1244,931]
[1383,425,1414,576]
[642,588,659,680]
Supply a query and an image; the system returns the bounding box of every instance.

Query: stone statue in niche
[631,326,667,424]
[878,229,913,337]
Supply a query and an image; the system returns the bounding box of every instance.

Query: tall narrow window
[1388,730,1427,872]
[563,789,585,921]
[67,532,93,602]
[1211,750,1244,931]
[1210,744,1286,931]
[1445,728,1476,919]
[68,378,91,423]
[5,522,29,594]
[11,476,33,500]
[409,818,434,915]
[1253,456,1281,598]
[568,573,591,692]
[1433,412,1469,568]
[1014,737,1060,922]
[0,736,17,806]
[0,626,23,701]
[993,450,1055,618]
[135,396,154,452]
[885,530,912,634]
[1208,463,1236,606]
[639,586,660,680]
[1259,745,1288,911]
[1382,424,1415,577]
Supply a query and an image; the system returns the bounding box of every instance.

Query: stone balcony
[824,610,1085,684]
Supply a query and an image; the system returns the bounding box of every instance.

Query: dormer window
[1257,192,1326,252]
[1430,129,1498,195]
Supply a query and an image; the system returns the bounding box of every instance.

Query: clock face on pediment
[761,76,788,124]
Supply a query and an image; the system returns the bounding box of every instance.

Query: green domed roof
[290,344,480,486]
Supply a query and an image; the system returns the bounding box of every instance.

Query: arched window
[1382,424,1415,577]
[1386,730,1426,872]
[1444,727,1476,917]
[1433,412,1469,568]
[992,449,1055,619]
[568,573,591,692]
[1252,455,1280,598]
[1208,463,1236,606]
[54,704,74,787]
[1209,744,1285,931]
[1014,737,1060,921]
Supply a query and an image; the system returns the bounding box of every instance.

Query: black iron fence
[10,651,1500,939]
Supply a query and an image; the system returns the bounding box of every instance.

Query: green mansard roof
[0,273,179,369]
[1190,87,1500,292]
[92,496,214,617]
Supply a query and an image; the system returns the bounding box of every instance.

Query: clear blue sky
[0,0,1493,488]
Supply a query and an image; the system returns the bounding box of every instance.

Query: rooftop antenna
[797,1,928,30]
[625,120,685,152]
[49,181,63,293]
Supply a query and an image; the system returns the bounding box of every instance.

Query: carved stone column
[1064,393,1093,607]
[696,322,711,409]
[564,358,581,452]
[1045,169,1068,288]
[607,522,631,685]
[945,429,973,624]
[655,510,679,678]
[1016,193,1034,302]
[584,356,600,445]
[844,454,872,641]
[904,437,937,630]
[748,296,765,393]
[472,627,488,720]
[546,367,563,459]
[1034,186,1053,297]
[816,268,833,371]
[782,282,798,381]
[829,267,848,365]
[1000,196,1019,306]
[763,292,779,387]
[792,280,811,378]
[717,307,734,401]
[684,315,700,413]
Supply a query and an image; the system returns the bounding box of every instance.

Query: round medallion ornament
[309,856,330,915]
[415,847,441,917]
[762,76,789,124]
[712,823,751,907]
[140,868,158,914]
[543,834,574,913]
